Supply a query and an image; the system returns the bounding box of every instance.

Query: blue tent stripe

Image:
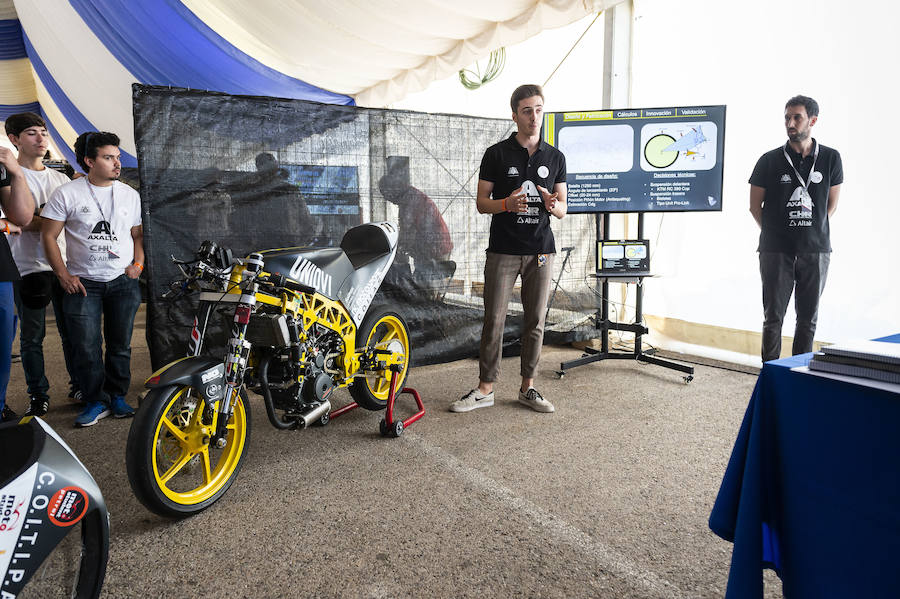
[0,20,27,60]
[23,34,94,135]
[0,102,41,120]
[21,34,137,167]
[68,0,354,105]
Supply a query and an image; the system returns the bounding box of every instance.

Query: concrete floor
[4,313,785,598]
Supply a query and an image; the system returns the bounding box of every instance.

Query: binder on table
[808,354,900,385]
[820,340,900,365]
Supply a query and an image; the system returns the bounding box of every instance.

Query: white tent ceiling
[2,0,621,166]
[182,0,622,106]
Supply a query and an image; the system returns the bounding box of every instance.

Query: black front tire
[126,385,251,518]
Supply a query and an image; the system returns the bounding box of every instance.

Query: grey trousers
[479,252,555,382]
[759,252,830,362]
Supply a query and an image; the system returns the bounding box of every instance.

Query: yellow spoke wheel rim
[151,387,248,506]
[365,315,409,400]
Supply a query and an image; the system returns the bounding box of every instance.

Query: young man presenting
[5,113,81,416]
[42,131,143,427]
[0,146,35,422]
[451,84,567,414]
[749,95,843,362]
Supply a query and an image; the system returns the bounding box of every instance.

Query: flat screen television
[542,105,726,213]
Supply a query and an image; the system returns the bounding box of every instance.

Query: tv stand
[557,213,694,383]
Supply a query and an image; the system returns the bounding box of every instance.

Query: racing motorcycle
[125,222,410,518]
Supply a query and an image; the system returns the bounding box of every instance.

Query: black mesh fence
[134,85,600,371]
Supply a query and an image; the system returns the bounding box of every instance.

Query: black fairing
[0,417,109,598]
[256,223,398,325]
[258,247,353,301]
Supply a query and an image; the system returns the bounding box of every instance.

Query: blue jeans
[62,275,141,405]
[0,282,16,412]
[13,274,79,400]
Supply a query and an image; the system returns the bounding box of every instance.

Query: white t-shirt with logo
[7,166,70,276]
[42,178,142,282]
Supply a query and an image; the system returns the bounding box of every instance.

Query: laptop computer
[597,239,651,277]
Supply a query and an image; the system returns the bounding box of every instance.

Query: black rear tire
[349,307,411,410]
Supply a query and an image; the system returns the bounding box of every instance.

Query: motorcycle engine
[267,324,342,411]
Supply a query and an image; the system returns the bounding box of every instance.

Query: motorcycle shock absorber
[287,315,304,373]
[214,336,251,447]
[214,256,262,445]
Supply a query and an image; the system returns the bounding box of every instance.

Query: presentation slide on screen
[543,105,726,213]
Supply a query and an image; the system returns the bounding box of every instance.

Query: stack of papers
[808,340,900,384]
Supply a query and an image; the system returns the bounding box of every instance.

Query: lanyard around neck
[782,140,819,190]
[85,177,114,224]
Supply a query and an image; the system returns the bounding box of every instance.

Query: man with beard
[41,131,143,427]
[749,95,843,362]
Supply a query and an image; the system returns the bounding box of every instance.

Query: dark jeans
[13,274,79,400]
[759,252,830,362]
[62,274,141,405]
[0,282,16,412]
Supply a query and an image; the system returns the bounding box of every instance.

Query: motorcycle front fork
[212,304,253,446]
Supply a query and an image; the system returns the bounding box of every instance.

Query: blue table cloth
[709,334,900,598]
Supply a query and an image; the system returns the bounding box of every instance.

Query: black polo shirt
[749,139,843,253]
[0,174,19,282]
[479,133,566,255]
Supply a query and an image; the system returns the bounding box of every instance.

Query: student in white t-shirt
[4,113,81,418]
[42,131,144,428]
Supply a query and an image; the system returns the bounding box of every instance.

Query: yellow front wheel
[126,385,251,518]
[350,308,411,410]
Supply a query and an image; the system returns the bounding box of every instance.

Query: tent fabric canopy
[181,0,620,106]
[3,0,618,166]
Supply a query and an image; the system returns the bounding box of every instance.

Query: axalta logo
[289,256,332,296]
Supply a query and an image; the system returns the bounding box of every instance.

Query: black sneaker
[25,396,50,417]
[1,404,19,422]
[68,387,84,403]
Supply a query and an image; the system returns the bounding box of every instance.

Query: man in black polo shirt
[450,84,567,414]
[749,95,843,362]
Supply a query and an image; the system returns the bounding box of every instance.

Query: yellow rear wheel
[350,308,411,410]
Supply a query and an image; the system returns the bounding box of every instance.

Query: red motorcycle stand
[328,364,424,438]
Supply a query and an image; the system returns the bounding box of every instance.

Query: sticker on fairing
[0,463,38,579]
[47,486,89,527]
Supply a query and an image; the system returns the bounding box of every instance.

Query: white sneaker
[449,389,494,413]
[517,388,554,413]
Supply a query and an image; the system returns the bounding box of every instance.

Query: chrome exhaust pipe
[298,399,332,428]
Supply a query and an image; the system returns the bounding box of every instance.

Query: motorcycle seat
[340,223,392,270]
